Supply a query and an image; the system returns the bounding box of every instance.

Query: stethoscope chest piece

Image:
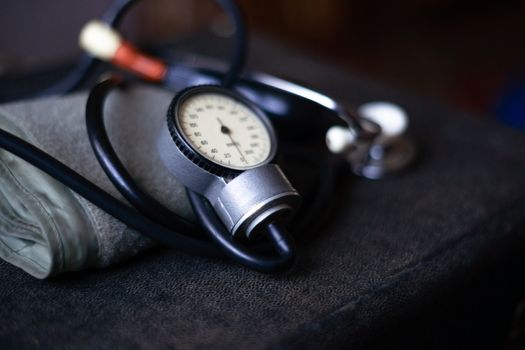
[326,101,416,179]
[157,85,301,239]
[349,128,416,179]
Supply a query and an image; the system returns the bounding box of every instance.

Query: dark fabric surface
[2,38,525,349]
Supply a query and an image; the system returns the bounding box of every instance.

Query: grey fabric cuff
[0,87,195,278]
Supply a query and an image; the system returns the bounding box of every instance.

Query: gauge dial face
[176,91,274,171]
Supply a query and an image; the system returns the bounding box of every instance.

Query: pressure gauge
[167,85,277,177]
[168,86,276,175]
[158,85,300,239]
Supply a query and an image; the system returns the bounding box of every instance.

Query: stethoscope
[0,0,415,273]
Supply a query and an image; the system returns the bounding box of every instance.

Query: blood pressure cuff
[0,87,192,278]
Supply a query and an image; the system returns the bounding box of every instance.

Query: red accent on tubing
[112,42,167,81]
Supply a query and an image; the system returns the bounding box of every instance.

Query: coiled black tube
[86,75,297,273]
[86,77,199,234]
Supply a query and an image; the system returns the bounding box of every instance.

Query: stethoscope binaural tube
[35,0,247,97]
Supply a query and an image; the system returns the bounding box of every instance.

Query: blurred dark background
[2,0,525,128]
[2,1,525,348]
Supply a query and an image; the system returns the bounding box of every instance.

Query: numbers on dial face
[177,92,273,170]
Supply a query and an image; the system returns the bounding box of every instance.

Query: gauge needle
[217,117,246,162]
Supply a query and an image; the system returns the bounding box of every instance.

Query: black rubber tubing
[0,127,221,257]
[37,0,246,96]
[86,75,297,272]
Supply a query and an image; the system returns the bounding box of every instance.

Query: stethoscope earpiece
[326,102,416,179]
